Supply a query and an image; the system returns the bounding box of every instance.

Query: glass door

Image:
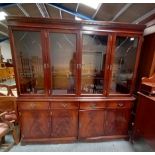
[81,33,108,95]
[109,35,139,95]
[49,31,77,95]
[13,30,46,95]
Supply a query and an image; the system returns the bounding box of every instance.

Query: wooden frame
[80,30,110,97]
[7,16,145,144]
[108,33,144,97]
[46,29,79,97]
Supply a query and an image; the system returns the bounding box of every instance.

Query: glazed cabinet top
[7,16,145,98]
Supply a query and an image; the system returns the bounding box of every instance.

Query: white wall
[0,40,12,62]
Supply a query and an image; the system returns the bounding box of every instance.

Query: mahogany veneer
[7,16,145,143]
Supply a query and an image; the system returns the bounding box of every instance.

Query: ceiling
[0,3,155,42]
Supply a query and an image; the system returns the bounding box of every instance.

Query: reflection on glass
[0,42,17,96]
[13,31,44,94]
[81,34,108,94]
[49,33,76,95]
[110,36,138,94]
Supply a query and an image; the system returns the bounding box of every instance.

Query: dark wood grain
[20,111,50,139]
[80,101,106,109]
[106,101,132,109]
[7,16,146,33]
[104,109,131,135]
[79,110,105,138]
[134,92,155,150]
[51,102,78,109]
[18,102,50,110]
[7,16,145,143]
[51,110,78,138]
[136,33,155,91]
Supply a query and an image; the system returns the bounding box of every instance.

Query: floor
[2,135,154,152]
[0,78,16,86]
[0,78,17,96]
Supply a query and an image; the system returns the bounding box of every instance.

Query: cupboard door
[81,34,108,94]
[51,110,78,138]
[20,111,50,139]
[109,36,139,94]
[49,32,77,95]
[13,31,45,94]
[104,109,131,136]
[79,110,105,138]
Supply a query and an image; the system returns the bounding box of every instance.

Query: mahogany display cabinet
[7,16,145,143]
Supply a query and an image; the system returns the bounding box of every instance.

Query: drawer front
[106,101,132,109]
[18,102,49,110]
[51,102,78,109]
[80,102,106,110]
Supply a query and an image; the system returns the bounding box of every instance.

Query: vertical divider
[46,31,52,96]
[41,30,51,96]
[106,33,116,96]
[8,28,21,96]
[77,31,82,96]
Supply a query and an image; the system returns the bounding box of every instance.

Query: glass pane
[110,36,138,94]
[49,33,76,95]
[0,40,17,96]
[13,31,44,94]
[81,34,108,94]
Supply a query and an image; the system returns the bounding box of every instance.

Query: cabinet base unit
[7,17,145,144]
[17,98,133,143]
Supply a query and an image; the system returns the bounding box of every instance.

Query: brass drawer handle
[30,103,35,109]
[62,103,67,108]
[91,103,96,109]
[117,103,124,107]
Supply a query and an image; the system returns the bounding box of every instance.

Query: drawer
[106,101,132,109]
[51,102,78,109]
[80,102,106,110]
[18,102,49,110]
